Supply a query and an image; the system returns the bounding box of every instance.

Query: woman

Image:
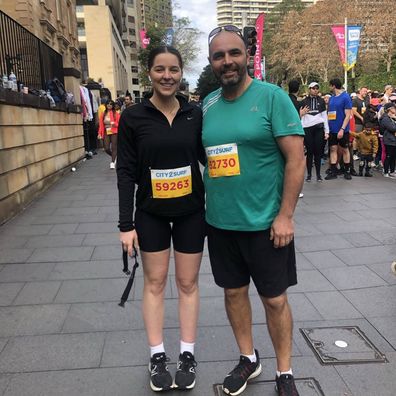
[117,46,205,392]
[98,100,120,169]
[380,102,396,177]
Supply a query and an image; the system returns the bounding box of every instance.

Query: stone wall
[0,104,84,224]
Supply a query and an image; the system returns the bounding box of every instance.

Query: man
[121,93,134,111]
[325,78,353,180]
[352,87,368,133]
[288,79,309,118]
[300,82,329,182]
[202,26,305,396]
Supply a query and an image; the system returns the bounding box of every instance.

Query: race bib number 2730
[206,143,241,178]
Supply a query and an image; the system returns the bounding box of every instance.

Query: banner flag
[163,28,174,46]
[140,29,150,49]
[254,13,265,80]
[332,25,362,71]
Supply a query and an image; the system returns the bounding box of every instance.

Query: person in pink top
[98,100,120,169]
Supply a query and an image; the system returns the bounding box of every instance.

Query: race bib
[206,143,241,178]
[328,111,336,121]
[151,166,192,199]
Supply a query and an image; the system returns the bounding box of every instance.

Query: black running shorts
[328,132,350,148]
[134,209,206,253]
[206,224,297,298]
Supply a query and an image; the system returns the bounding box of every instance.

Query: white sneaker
[389,173,396,178]
[353,154,359,161]
[383,173,389,178]
[299,193,304,198]
[110,162,115,169]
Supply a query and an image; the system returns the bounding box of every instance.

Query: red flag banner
[140,29,150,49]
[331,25,346,66]
[254,13,265,80]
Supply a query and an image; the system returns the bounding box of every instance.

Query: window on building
[129,28,136,36]
[131,66,138,73]
[130,41,136,49]
[128,16,135,23]
[132,78,139,85]
[127,0,134,6]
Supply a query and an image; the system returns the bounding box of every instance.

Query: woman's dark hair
[147,46,183,70]
[104,100,116,117]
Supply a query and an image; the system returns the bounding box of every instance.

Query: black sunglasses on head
[208,25,243,45]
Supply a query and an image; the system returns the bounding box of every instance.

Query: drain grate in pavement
[213,378,324,396]
[300,326,387,365]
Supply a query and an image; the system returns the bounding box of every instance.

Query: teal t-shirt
[202,79,304,231]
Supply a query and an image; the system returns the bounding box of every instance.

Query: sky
[173,0,217,90]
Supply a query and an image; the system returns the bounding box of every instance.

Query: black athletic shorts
[206,224,297,298]
[328,132,349,148]
[134,209,206,253]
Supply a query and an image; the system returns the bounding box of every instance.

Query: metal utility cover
[213,378,324,396]
[300,326,387,365]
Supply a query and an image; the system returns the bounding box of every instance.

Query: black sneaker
[174,351,197,390]
[275,374,300,396]
[344,172,352,180]
[222,349,262,395]
[365,172,373,177]
[305,175,311,182]
[149,353,173,392]
[324,172,337,180]
[317,175,323,182]
[350,168,358,176]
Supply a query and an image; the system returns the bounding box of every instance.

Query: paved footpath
[0,151,395,396]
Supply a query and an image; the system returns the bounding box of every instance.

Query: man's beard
[217,65,245,88]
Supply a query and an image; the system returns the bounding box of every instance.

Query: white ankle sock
[150,342,165,357]
[180,340,195,355]
[276,368,293,377]
[242,351,256,363]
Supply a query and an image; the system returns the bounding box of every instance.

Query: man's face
[309,86,319,97]
[124,96,132,107]
[208,31,249,89]
[360,87,368,98]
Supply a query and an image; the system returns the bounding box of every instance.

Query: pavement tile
[0,263,55,283]
[293,223,322,237]
[334,210,367,222]
[48,223,79,235]
[61,302,142,333]
[0,333,105,374]
[0,305,70,337]
[332,245,396,265]
[305,291,363,320]
[340,231,383,247]
[335,352,396,396]
[2,225,52,236]
[25,234,85,248]
[0,284,24,306]
[289,270,336,293]
[97,206,118,214]
[49,260,120,280]
[28,246,94,263]
[70,199,116,208]
[301,201,367,213]
[0,374,11,396]
[320,266,387,290]
[294,211,341,224]
[0,236,28,249]
[0,249,33,264]
[287,293,323,321]
[314,219,396,234]
[52,207,100,216]
[75,222,118,234]
[367,317,396,349]
[12,281,61,305]
[366,262,396,285]
[30,214,107,225]
[54,279,129,303]
[295,253,314,270]
[342,286,396,317]
[302,251,347,269]
[294,234,353,252]
[82,233,120,246]
[368,229,396,245]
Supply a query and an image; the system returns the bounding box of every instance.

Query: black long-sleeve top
[117,96,205,232]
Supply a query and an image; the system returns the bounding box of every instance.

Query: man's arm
[352,106,363,123]
[270,135,305,248]
[337,109,352,139]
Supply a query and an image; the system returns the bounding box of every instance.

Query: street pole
[344,17,348,92]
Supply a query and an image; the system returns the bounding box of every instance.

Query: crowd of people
[87,23,396,396]
[289,79,396,181]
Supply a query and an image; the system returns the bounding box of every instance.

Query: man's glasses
[208,25,243,45]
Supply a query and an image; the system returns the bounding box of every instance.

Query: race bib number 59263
[206,143,240,178]
[151,165,192,199]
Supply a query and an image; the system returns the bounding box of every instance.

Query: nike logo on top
[187,116,193,120]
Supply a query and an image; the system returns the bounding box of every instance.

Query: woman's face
[107,102,114,110]
[149,52,182,98]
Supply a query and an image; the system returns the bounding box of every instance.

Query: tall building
[140,0,172,29]
[76,0,131,98]
[217,0,319,27]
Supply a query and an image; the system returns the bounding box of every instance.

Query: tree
[196,64,220,100]
[137,16,201,88]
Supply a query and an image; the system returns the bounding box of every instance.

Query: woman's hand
[120,230,139,257]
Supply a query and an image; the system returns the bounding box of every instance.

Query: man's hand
[324,132,329,140]
[299,105,309,117]
[270,214,294,248]
[337,129,344,139]
[120,230,139,257]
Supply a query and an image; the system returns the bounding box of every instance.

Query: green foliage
[196,64,220,100]
[355,71,396,92]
